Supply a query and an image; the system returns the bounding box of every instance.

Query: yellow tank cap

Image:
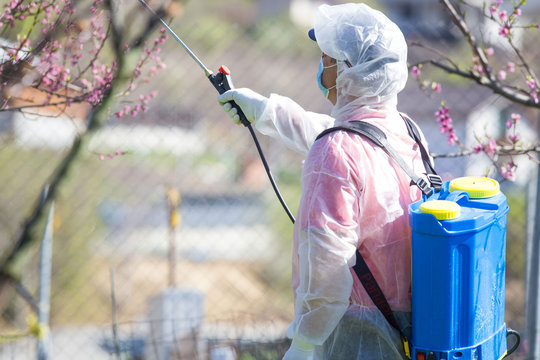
[420,200,461,220]
[449,176,500,198]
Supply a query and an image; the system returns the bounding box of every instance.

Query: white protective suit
[246,3,431,360]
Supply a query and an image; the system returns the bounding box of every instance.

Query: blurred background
[0,0,538,359]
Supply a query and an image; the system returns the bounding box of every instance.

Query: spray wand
[137,0,295,224]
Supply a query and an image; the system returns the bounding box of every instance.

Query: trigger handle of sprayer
[208,65,250,127]
[209,65,296,224]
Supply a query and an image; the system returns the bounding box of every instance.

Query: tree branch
[440,0,496,83]
[429,60,538,107]
[0,0,178,281]
[432,144,540,158]
[0,0,128,281]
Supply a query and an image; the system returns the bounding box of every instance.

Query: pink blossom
[507,62,515,72]
[486,47,494,56]
[498,69,507,80]
[509,134,520,143]
[475,139,498,155]
[486,139,497,155]
[527,78,537,91]
[447,132,458,145]
[499,10,507,21]
[411,66,421,77]
[511,113,520,123]
[435,104,458,145]
[499,26,510,37]
[500,162,516,181]
[526,78,539,103]
[97,150,128,160]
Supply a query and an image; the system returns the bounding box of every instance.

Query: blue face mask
[317,58,337,99]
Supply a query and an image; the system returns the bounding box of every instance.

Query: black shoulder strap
[353,249,411,358]
[316,120,435,197]
[400,114,442,192]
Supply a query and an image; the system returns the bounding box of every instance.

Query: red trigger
[219,65,230,75]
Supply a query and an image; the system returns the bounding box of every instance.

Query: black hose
[247,123,296,224]
[506,328,521,357]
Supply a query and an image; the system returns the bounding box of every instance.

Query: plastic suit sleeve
[287,137,361,345]
[255,94,334,155]
[282,338,315,360]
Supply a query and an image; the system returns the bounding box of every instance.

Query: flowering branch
[0,0,187,290]
[436,0,540,107]
[433,145,540,158]
[409,0,540,181]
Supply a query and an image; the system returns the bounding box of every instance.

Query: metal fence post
[167,188,181,288]
[526,113,540,360]
[37,186,54,360]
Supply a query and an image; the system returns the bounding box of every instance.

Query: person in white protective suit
[218,3,433,360]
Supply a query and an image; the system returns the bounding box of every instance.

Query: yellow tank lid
[420,200,461,220]
[449,177,500,198]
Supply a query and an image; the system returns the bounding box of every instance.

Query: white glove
[282,338,315,360]
[217,88,268,125]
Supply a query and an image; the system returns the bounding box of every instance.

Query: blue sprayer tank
[408,177,509,360]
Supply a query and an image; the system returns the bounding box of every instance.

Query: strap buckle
[401,335,411,359]
[416,178,433,197]
[427,174,443,192]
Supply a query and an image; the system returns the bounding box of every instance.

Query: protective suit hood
[313,3,408,120]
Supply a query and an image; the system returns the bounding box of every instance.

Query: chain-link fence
[0,0,537,359]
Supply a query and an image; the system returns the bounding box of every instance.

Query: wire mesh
[0,0,537,359]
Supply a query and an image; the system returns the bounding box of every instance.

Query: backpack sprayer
[409,177,521,360]
[136,0,295,224]
[317,121,521,360]
[136,3,521,359]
